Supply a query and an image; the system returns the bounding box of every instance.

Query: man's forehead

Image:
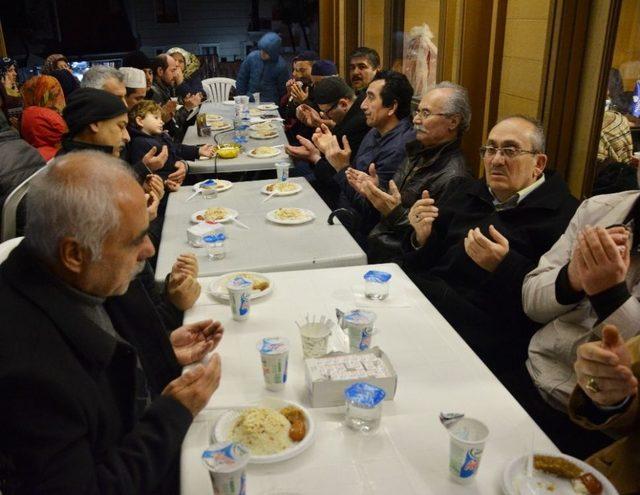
[350,56,373,68]
[421,88,449,109]
[488,119,533,144]
[294,60,312,68]
[367,79,384,93]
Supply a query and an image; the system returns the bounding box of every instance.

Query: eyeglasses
[413,108,452,120]
[479,146,538,159]
[320,100,340,116]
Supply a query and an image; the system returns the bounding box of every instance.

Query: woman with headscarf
[41,53,71,75]
[20,75,68,161]
[167,47,205,99]
[0,57,23,126]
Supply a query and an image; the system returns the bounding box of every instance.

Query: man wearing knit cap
[59,87,130,158]
[311,60,338,83]
[120,67,148,110]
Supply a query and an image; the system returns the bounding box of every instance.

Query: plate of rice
[261,181,302,196]
[266,207,315,225]
[190,207,239,223]
[208,271,273,301]
[211,397,315,464]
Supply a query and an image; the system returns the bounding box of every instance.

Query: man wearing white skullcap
[120,67,149,110]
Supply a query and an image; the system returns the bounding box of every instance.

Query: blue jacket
[235,33,290,103]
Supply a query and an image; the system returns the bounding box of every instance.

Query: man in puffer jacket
[236,32,290,103]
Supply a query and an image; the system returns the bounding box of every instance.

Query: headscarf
[0,57,16,79]
[167,47,200,79]
[50,69,80,99]
[22,75,66,113]
[41,54,68,75]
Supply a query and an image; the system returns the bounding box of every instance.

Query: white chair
[201,77,236,103]
[0,236,22,264]
[2,165,48,242]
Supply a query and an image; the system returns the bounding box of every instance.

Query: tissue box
[186,223,225,247]
[304,347,397,408]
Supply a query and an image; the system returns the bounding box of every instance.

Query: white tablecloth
[180,263,557,494]
[183,102,292,173]
[154,178,367,283]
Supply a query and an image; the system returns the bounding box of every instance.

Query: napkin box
[186,222,225,247]
[304,347,397,408]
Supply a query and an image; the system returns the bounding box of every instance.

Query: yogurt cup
[364,270,391,300]
[340,310,377,352]
[226,276,252,321]
[344,382,385,433]
[257,337,289,391]
[202,442,250,495]
[448,417,489,484]
[275,162,290,182]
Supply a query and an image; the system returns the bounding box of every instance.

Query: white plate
[207,271,273,301]
[249,108,263,116]
[207,122,232,132]
[250,131,279,140]
[190,207,239,224]
[222,100,235,105]
[212,397,315,464]
[502,452,618,495]
[247,147,281,159]
[261,182,302,196]
[266,208,315,225]
[192,179,233,192]
[250,116,266,124]
[205,114,224,122]
[258,104,278,111]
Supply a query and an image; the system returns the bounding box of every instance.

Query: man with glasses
[346,82,472,262]
[402,115,578,376]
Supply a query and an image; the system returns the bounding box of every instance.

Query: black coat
[0,243,190,494]
[402,172,579,370]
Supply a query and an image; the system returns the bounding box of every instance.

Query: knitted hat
[122,50,152,70]
[119,67,146,89]
[63,88,128,137]
[293,51,319,63]
[313,77,354,105]
[311,60,338,77]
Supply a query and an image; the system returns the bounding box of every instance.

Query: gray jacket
[149,80,193,142]
[0,128,46,232]
[524,191,640,410]
[367,138,470,263]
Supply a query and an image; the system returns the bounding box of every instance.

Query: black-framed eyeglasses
[479,146,538,159]
[413,108,452,120]
[320,100,340,116]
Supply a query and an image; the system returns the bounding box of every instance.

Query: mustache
[414,125,427,132]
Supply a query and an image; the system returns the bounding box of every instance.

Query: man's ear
[535,153,548,178]
[58,237,88,274]
[88,122,100,134]
[388,100,398,117]
[449,114,461,132]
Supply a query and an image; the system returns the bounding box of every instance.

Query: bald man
[0,151,222,494]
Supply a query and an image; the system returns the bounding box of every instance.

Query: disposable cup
[340,310,377,352]
[257,337,289,391]
[202,442,249,495]
[299,321,332,358]
[252,92,261,104]
[226,276,252,321]
[447,417,489,484]
[275,162,290,182]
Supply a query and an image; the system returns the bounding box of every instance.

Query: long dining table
[182,101,293,174]
[179,263,559,495]
[154,177,367,284]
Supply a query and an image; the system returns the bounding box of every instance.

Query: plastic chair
[0,236,22,264]
[2,165,48,242]
[201,77,236,103]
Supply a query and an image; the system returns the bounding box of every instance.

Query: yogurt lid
[256,337,289,354]
[364,270,391,283]
[344,382,386,408]
[343,310,377,326]
[202,442,250,473]
[200,179,217,189]
[203,233,226,243]
[226,276,252,290]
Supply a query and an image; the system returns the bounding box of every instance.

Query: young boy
[128,100,215,191]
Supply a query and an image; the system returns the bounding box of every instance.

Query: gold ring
[585,376,601,394]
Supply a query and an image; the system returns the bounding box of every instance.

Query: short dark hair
[349,47,381,69]
[122,50,151,70]
[151,54,171,77]
[372,70,414,120]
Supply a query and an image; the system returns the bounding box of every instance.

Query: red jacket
[21,106,67,162]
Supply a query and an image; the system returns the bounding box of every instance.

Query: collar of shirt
[489,174,546,211]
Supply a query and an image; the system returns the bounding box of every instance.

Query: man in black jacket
[0,152,222,494]
[403,115,579,373]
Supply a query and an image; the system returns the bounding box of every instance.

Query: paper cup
[299,321,333,358]
[257,337,289,391]
[226,277,252,321]
[202,442,249,495]
[448,417,489,484]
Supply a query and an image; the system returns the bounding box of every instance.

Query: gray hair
[80,65,124,90]
[429,81,471,136]
[500,114,546,152]
[24,151,135,263]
